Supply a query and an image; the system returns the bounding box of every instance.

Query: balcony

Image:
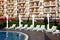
[0,1,4,4]
[50,1,56,6]
[30,2,39,7]
[20,9,25,13]
[0,7,3,9]
[0,8,3,10]
[7,0,14,3]
[44,1,56,7]
[7,7,14,10]
[7,2,14,4]
[7,6,14,8]
[30,6,39,9]
[44,2,50,7]
[19,13,25,15]
[31,12,40,14]
[38,8,43,12]
[7,9,14,13]
[59,2,60,5]
[0,4,4,6]
[59,8,60,12]
[51,8,56,13]
[44,8,50,13]
[18,1,26,4]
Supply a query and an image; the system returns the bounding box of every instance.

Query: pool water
[0,32,24,40]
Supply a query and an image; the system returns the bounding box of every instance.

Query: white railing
[38,8,43,12]
[50,1,56,6]
[44,1,56,6]
[44,8,50,13]
[7,1,14,4]
[7,7,14,9]
[51,8,56,13]
[59,8,60,12]
[44,2,50,6]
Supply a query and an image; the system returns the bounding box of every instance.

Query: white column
[19,15,22,27]
[32,14,34,26]
[5,32,8,40]
[47,13,50,30]
[6,15,8,28]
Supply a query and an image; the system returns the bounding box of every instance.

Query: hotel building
[0,0,60,21]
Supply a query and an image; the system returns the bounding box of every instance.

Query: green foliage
[44,17,48,27]
[22,20,32,27]
[0,22,5,29]
[0,22,4,26]
[34,22,44,27]
[4,20,60,30]
[49,22,55,28]
[8,21,19,27]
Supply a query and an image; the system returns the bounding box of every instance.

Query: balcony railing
[44,1,56,6]
[59,2,60,5]
[38,8,43,12]
[44,8,50,13]
[51,8,56,13]
[50,1,56,6]
[7,2,14,4]
[44,2,50,6]
[59,8,60,12]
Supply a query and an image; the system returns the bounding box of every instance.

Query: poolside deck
[0,29,60,40]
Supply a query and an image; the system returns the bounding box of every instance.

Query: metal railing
[44,1,56,6]
[44,8,50,13]
[44,2,50,6]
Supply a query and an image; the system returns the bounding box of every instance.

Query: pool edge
[0,31,28,40]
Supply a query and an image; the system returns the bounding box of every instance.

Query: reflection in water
[0,32,24,40]
[5,32,8,40]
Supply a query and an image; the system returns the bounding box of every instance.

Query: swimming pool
[0,31,25,40]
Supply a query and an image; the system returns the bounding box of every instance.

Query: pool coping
[0,31,28,40]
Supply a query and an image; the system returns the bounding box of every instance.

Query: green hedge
[0,22,5,29]
[0,20,60,30]
[8,21,19,27]
[8,21,56,28]
[0,22,4,26]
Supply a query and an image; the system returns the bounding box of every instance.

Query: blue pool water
[0,32,24,40]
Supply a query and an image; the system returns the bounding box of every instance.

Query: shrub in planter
[44,17,48,27]
[8,17,18,27]
[22,20,32,27]
[0,16,6,29]
[8,20,19,27]
[0,22,4,29]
